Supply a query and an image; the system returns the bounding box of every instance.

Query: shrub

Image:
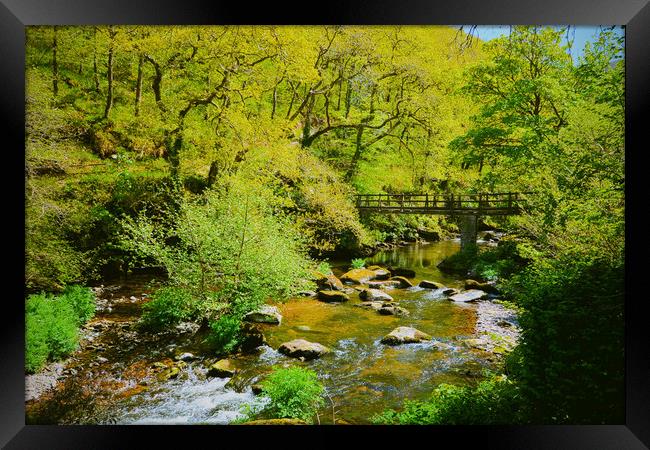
[25,292,82,373]
[140,287,198,330]
[504,250,624,423]
[260,366,325,423]
[371,375,524,425]
[206,314,242,354]
[61,285,96,325]
[316,261,333,275]
[350,258,366,269]
[120,178,313,325]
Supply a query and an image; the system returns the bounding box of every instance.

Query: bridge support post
[459,214,478,252]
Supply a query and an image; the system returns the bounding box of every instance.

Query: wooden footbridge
[355,192,532,249]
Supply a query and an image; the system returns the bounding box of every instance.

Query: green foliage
[316,261,333,275]
[350,258,366,269]
[504,249,624,423]
[206,315,242,354]
[371,375,524,425]
[61,285,96,325]
[140,286,198,330]
[121,178,313,325]
[259,366,325,423]
[25,287,95,373]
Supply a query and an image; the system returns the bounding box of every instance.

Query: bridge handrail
[354,192,534,214]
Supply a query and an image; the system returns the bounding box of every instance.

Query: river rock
[378,306,409,316]
[355,301,384,311]
[239,323,267,353]
[208,359,237,378]
[449,289,487,303]
[175,352,196,362]
[443,288,459,296]
[240,418,307,425]
[340,268,379,284]
[317,290,350,302]
[367,280,402,289]
[359,288,394,302]
[367,266,391,280]
[388,267,416,278]
[278,339,330,360]
[251,383,264,395]
[388,276,413,288]
[296,290,317,297]
[464,279,500,294]
[419,280,446,289]
[244,305,282,324]
[314,272,346,291]
[381,326,431,345]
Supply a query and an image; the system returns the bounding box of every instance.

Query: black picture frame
[2,0,648,448]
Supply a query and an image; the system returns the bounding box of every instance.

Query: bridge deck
[355,192,530,216]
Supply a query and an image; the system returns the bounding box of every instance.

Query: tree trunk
[52,26,59,97]
[345,79,352,118]
[103,30,115,119]
[145,55,165,112]
[301,94,314,147]
[271,83,278,119]
[285,82,297,119]
[92,28,100,93]
[345,125,364,181]
[134,53,144,117]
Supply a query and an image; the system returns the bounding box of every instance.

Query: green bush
[25,292,84,373]
[316,261,333,275]
[260,366,325,423]
[61,285,96,325]
[140,287,198,330]
[371,375,524,425]
[504,250,624,423]
[206,314,242,354]
[350,258,366,269]
[121,178,313,325]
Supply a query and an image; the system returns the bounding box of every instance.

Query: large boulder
[389,276,413,288]
[278,339,330,360]
[381,326,431,345]
[418,280,446,289]
[359,288,394,302]
[448,289,487,303]
[243,305,282,324]
[314,272,346,291]
[340,268,379,284]
[207,359,237,378]
[464,279,500,295]
[317,290,350,302]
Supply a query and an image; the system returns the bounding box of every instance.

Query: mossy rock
[340,268,379,284]
[381,326,431,345]
[317,290,350,302]
[388,276,413,288]
[207,359,237,378]
[464,279,500,294]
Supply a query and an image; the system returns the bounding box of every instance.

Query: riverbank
[26,240,520,424]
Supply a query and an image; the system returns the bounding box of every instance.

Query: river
[26,236,519,425]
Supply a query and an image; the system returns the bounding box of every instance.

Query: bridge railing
[355,192,533,215]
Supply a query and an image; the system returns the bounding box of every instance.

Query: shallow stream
[26,236,519,425]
